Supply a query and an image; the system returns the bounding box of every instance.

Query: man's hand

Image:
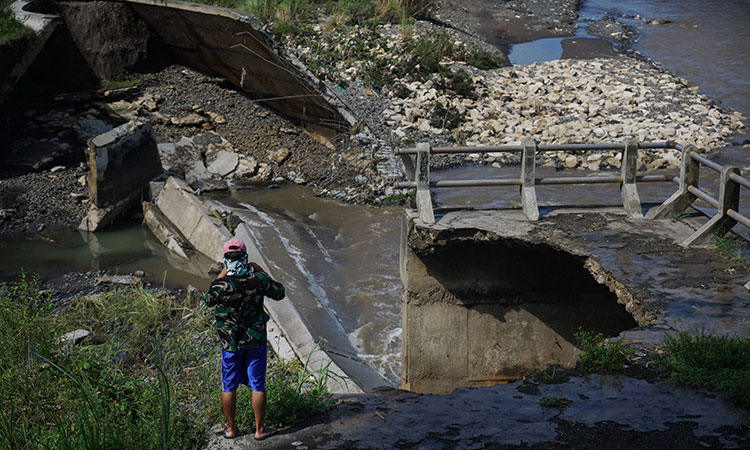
[218,265,227,278]
[249,262,267,274]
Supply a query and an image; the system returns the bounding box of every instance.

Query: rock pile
[383,58,745,170]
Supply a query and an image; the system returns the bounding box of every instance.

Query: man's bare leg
[222,391,238,437]
[252,390,272,438]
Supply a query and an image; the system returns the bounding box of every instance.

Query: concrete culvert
[401,225,638,394]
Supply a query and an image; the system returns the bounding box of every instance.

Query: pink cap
[223,239,246,254]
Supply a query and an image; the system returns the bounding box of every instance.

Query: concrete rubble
[80,120,162,231]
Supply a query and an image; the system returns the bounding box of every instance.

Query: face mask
[224,257,250,276]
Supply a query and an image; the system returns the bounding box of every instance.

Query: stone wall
[400,213,637,394]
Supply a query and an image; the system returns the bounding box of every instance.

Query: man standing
[205,239,285,440]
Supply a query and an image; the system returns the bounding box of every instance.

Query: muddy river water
[2,0,749,387]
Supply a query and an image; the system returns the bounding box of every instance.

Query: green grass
[539,396,572,409]
[659,331,750,410]
[574,328,632,373]
[1,0,31,43]
[0,271,334,448]
[712,233,750,267]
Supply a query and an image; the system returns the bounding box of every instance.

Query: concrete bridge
[398,140,750,394]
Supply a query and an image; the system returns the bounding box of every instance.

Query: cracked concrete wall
[400,216,638,394]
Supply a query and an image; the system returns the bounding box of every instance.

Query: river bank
[2,0,747,238]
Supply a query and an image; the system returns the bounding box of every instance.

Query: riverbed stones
[206,151,239,177]
[59,329,90,345]
[379,58,744,169]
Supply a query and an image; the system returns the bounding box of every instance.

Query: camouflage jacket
[204,272,285,351]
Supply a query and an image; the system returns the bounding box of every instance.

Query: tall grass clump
[1,272,337,448]
[659,331,750,409]
[0,273,213,448]
[574,328,631,373]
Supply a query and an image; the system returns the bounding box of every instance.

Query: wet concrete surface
[205,375,748,449]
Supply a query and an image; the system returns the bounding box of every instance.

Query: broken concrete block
[154,177,230,261]
[207,151,239,177]
[88,120,163,207]
[79,193,140,232]
[59,329,90,345]
[142,201,193,259]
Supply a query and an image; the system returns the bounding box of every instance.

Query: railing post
[683,165,740,246]
[521,139,539,221]
[415,142,435,224]
[646,144,700,219]
[620,138,643,218]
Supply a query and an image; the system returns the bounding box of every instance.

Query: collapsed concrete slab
[88,120,162,207]
[153,177,229,262]
[122,0,357,138]
[400,207,750,394]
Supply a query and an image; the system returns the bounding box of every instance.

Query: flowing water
[2,0,749,387]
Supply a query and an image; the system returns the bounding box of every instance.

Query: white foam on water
[238,202,349,335]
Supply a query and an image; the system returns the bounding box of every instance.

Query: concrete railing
[646,143,750,245]
[395,139,678,223]
[395,140,750,245]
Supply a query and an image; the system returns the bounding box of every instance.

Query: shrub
[574,328,631,372]
[539,396,572,409]
[659,331,750,410]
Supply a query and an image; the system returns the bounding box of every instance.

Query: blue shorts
[221,345,267,392]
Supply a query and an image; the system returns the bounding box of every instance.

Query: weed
[541,366,562,384]
[380,189,415,203]
[468,48,505,70]
[659,331,750,410]
[574,328,632,373]
[1,273,338,447]
[539,396,572,409]
[427,101,463,130]
[712,233,749,267]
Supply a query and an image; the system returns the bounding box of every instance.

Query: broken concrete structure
[52,0,357,139]
[57,0,155,80]
[79,120,162,231]
[87,120,162,207]
[143,177,385,393]
[400,208,750,394]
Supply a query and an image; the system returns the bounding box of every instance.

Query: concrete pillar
[415,142,435,224]
[620,138,643,218]
[683,166,740,246]
[521,139,539,221]
[646,145,700,219]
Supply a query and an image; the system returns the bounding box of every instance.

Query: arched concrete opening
[400,219,639,394]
